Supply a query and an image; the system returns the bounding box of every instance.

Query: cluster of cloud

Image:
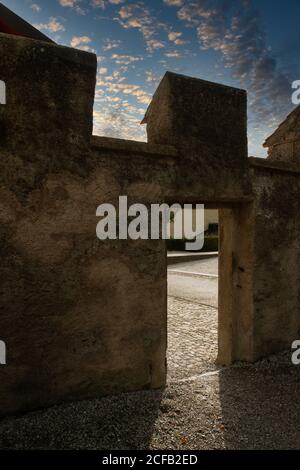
[58,0,87,15]
[94,57,151,140]
[103,38,122,51]
[70,35,96,52]
[57,0,124,14]
[91,0,124,8]
[34,17,65,33]
[116,3,166,52]
[111,53,143,65]
[145,71,162,86]
[116,2,190,53]
[70,35,91,47]
[93,106,146,141]
[168,31,186,45]
[172,0,294,140]
[163,0,183,6]
[30,3,41,12]
[38,0,294,152]
[97,77,151,105]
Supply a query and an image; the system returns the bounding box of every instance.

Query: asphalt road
[167,256,218,308]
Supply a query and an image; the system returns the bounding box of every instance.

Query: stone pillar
[218,204,255,364]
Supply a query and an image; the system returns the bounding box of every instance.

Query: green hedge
[166,235,218,252]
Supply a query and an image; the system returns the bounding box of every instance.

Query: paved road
[167,256,218,307]
[168,256,218,275]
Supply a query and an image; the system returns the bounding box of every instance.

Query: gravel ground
[0,297,300,450]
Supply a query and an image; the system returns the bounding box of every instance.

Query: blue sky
[3,0,300,156]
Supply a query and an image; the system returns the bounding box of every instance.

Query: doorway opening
[167,207,219,382]
[165,201,254,381]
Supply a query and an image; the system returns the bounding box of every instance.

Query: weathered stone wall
[0,148,169,415]
[0,32,299,417]
[0,34,170,415]
[249,159,300,359]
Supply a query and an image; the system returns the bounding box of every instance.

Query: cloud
[165,51,182,58]
[168,30,186,45]
[30,3,41,12]
[103,39,122,51]
[70,35,92,48]
[58,0,86,15]
[145,71,161,86]
[93,107,147,141]
[91,0,123,7]
[116,3,166,51]
[111,54,143,65]
[93,81,149,141]
[59,0,76,6]
[99,70,126,83]
[146,39,165,51]
[96,77,151,105]
[168,31,181,41]
[163,0,183,6]
[91,0,105,7]
[34,17,65,33]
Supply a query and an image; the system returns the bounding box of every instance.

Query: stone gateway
[0,29,299,416]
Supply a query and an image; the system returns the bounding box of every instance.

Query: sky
[3,0,300,156]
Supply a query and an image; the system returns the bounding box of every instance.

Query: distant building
[168,208,218,239]
[263,105,300,164]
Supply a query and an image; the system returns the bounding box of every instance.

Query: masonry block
[142,71,248,162]
[0,33,96,161]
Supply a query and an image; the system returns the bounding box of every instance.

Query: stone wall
[250,159,300,359]
[0,32,299,416]
[0,34,168,415]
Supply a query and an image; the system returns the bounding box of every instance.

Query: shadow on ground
[1,353,300,449]
[0,390,163,450]
[218,353,300,449]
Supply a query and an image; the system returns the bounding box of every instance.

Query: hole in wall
[166,207,219,383]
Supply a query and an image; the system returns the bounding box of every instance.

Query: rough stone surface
[142,72,248,164]
[0,33,96,161]
[251,165,300,359]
